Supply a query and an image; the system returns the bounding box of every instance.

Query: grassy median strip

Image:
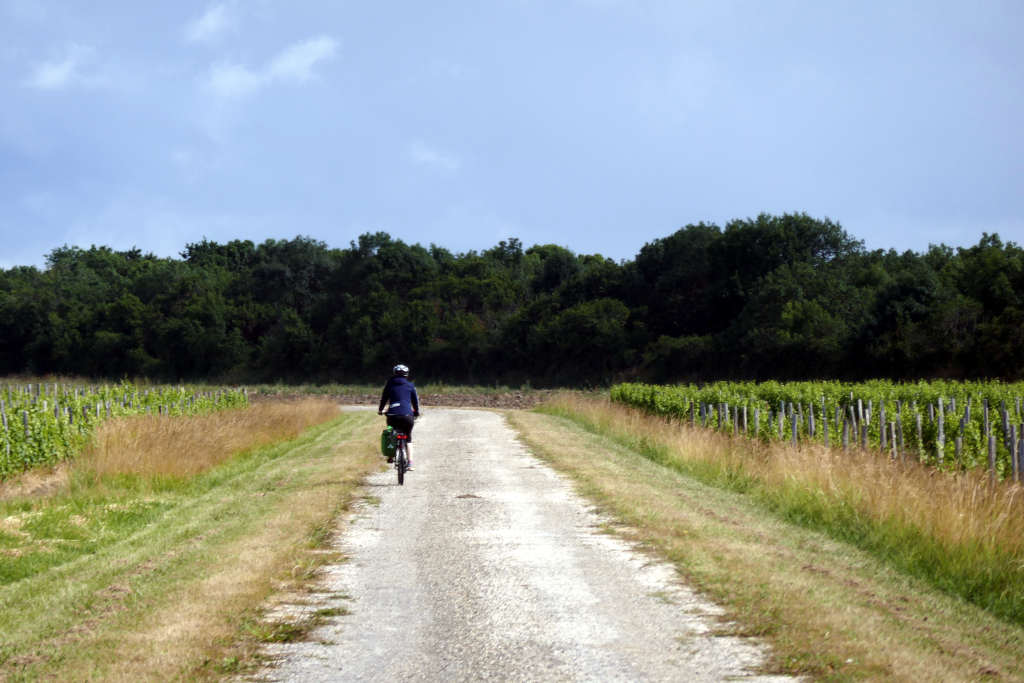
[508,401,1024,681]
[0,402,381,681]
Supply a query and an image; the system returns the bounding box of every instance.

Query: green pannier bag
[381,425,397,458]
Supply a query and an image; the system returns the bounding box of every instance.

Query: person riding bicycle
[378,364,420,469]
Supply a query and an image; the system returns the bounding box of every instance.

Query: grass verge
[0,401,381,681]
[509,399,1024,680]
[546,394,1024,627]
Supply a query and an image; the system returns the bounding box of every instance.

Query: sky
[1,0,1022,268]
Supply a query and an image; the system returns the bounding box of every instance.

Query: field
[613,380,1024,478]
[557,390,1024,627]
[4,379,1024,679]
[511,399,1024,679]
[0,398,379,680]
[0,381,247,480]
[249,382,551,409]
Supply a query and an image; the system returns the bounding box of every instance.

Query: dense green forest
[0,213,1021,385]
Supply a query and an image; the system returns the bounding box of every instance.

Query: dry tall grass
[79,400,342,479]
[548,394,1024,612]
[765,423,1024,559]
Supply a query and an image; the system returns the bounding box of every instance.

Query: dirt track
[253,391,553,410]
[250,408,793,682]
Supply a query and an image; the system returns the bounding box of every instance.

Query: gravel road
[254,408,794,682]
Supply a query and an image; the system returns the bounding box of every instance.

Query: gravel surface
[252,408,795,682]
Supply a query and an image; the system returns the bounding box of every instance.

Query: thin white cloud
[202,35,338,98]
[25,44,97,90]
[267,36,338,82]
[206,62,263,98]
[410,141,461,172]
[185,3,233,43]
[65,193,268,261]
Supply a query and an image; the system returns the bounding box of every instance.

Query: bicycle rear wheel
[396,442,406,486]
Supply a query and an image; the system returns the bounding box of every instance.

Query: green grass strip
[0,411,375,678]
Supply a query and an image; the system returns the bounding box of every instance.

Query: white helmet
[393,364,409,376]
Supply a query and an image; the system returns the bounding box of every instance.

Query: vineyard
[611,380,1024,480]
[0,381,248,480]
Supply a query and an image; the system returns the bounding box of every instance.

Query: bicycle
[393,430,409,485]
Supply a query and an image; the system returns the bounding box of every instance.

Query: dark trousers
[386,414,415,441]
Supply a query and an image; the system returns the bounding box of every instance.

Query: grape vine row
[611,380,1024,480]
[0,381,248,480]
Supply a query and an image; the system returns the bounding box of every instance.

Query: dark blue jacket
[378,376,420,416]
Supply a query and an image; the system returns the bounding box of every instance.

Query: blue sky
[1,1,1021,268]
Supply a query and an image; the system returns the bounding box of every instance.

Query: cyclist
[378,364,420,469]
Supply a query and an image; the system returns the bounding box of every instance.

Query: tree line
[0,212,1021,385]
